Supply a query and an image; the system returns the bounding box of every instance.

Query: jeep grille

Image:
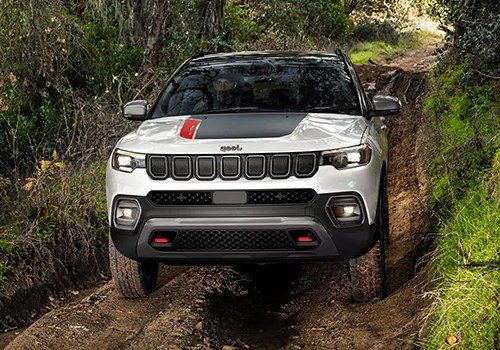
[146,153,319,181]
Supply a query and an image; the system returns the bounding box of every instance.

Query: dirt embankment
[2,46,436,350]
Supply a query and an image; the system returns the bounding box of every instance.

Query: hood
[117,112,368,154]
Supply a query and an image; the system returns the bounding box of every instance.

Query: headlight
[320,144,372,169]
[111,149,146,173]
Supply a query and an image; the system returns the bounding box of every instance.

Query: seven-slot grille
[148,189,316,206]
[146,153,318,181]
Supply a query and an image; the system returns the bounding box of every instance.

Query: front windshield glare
[152,59,360,118]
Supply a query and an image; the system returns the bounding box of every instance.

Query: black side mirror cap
[123,100,149,121]
[370,95,401,117]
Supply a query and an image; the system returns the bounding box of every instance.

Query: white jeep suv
[106,50,401,301]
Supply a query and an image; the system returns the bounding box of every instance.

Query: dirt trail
[3,45,437,350]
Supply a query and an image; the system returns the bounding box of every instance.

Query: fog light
[342,206,355,215]
[327,196,363,224]
[114,198,141,229]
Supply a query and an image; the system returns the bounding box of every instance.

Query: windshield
[152,58,360,118]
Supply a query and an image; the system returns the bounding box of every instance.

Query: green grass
[422,184,500,349]
[420,55,500,348]
[349,30,442,64]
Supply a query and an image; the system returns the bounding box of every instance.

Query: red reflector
[297,232,315,242]
[154,237,170,244]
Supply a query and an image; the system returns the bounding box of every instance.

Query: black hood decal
[189,113,308,139]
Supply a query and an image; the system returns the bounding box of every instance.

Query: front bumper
[110,193,377,263]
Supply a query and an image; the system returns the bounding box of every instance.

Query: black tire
[109,239,159,298]
[348,180,388,302]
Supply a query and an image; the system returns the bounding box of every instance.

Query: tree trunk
[130,0,146,44]
[132,0,169,99]
[200,0,226,39]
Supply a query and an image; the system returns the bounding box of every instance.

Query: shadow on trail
[203,265,301,349]
[201,262,349,349]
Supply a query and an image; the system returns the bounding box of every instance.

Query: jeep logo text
[220,145,243,152]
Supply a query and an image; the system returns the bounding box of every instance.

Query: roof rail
[334,48,349,67]
[192,51,212,59]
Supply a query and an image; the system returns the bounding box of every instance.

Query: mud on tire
[348,180,388,302]
[109,239,159,298]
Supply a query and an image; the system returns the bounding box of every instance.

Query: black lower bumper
[110,192,378,263]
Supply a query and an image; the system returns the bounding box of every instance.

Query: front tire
[109,239,159,298]
[348,181,388,302]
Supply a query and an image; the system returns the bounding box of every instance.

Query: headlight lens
[320,144,372,169]
[111,149,146,173]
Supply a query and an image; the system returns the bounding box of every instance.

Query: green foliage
[0,1,142,172]
[257,0,350,41]
[224,2,265,46]
[429,0,500,66]
[421,182,500,349]
[424,58,499,208]
[422,50,500,347]
[78,22,143,94]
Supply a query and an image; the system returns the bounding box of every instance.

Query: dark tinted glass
[152,57,359,118]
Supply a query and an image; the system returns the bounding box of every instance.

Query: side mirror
[370,95,401,117]
[123,100,149,121]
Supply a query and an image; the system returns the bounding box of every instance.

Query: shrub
[224,1,265,46]
[0,161,108,296]
[352,19,400,44]
[0,1,141,174]
[256,0,350,42]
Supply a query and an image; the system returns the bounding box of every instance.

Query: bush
[0,1,141,174]
[224,1,265,46]
[0,161,108,296]
[256,0,350,42]
[352,19,400,44]
[429,0,500,66]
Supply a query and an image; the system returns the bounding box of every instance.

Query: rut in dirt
[4,58,432,350]
[188,66,431,350]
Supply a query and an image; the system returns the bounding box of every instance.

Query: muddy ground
[2,46,437,350]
